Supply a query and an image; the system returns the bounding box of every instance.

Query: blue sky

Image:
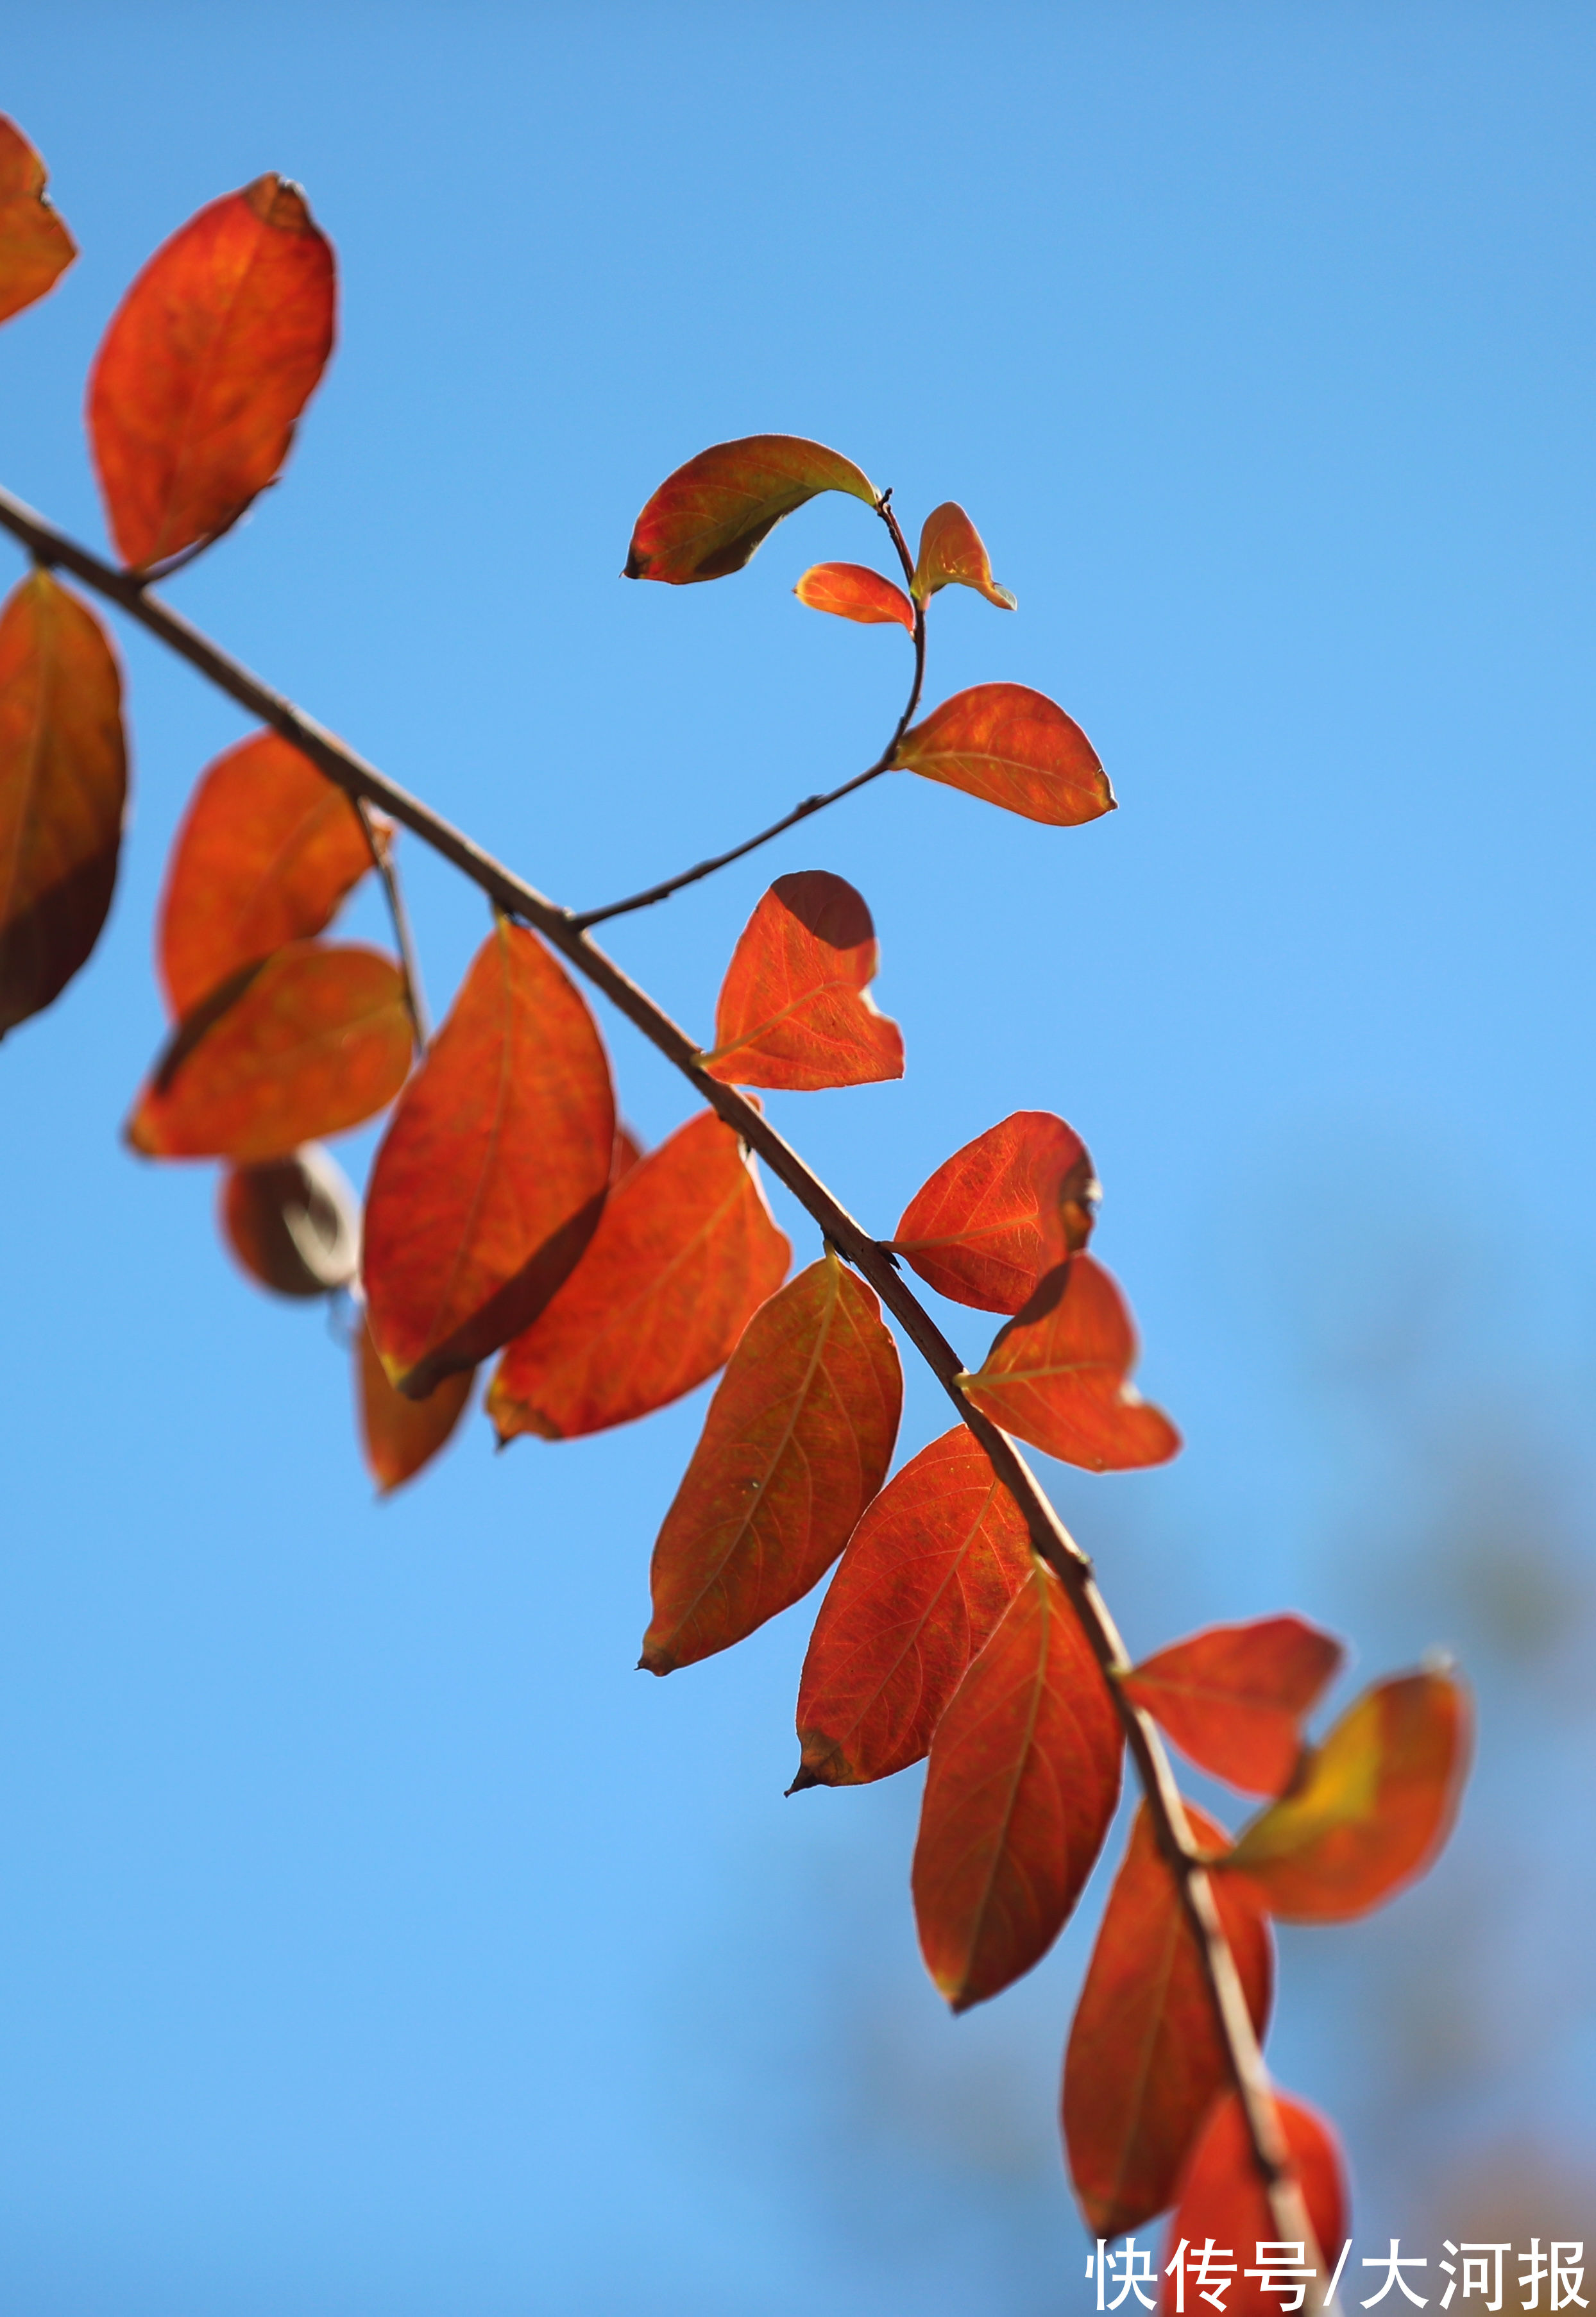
[3,7,1595,2311]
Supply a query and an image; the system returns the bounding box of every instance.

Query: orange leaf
[892,1111,1098,1314]
[962,1254,1181,1472]
[0,115,76,325]
[794,562,915,631]
[793,1425,1032,1788]
[88,174,335,572]
[912,1557,1121,2010]
[912,503,1015,610]
[642,1250,902,1674]
[892,683,1114,826]
[160,730,377,1018]
[704,870,903,1091]
[1220,1668,1470,1921]
[624,434,876,584]
[126,941,410,1162]
[362,920,614,1399]
[221,1142,360,1297]
[355,1316,474,1496]
[487,1108,790,1442]
[0,570,126,1038]
[1162,2092,1348,2314]
[1124,1617,1347,1797]
[1064,1802,1273,2236]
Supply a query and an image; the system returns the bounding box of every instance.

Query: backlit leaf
[356,1315,474,1497]
[892,683,1114,826]
[793,1425,1033,1789]
[642,1250,902,1675]
[1124,1617,1346,1797]
[487,1108,790,1442]
[221,1141,360,1297]
[892,1110,1098,1314]
[160,729,377,1017]
[1221,1668,1470,1922]
[0,115,76,325]
[362,920,614,1399]
[704,870,903,1091]
[0,570,126,1038]
[126,941,409,1161]
[794,562,915,631]
[912,1557,1121,2010]
[1162,2092,1348,2314]
[912,503,1015,610]
[1064,1802,1273,2236]
[962,1254,1181,1472]
[625,434,876,584]
[88,174,335,572]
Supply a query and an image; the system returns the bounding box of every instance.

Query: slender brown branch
[0,477,1334,2270]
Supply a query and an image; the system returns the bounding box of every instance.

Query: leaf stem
[353,799,429,1047]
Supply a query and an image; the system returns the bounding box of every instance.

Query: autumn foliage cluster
[0,119,1471,2282]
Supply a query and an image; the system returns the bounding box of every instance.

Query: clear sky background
[3,6,1595,2312]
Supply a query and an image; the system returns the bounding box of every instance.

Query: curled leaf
[704,870,903,1091]
[0,115,76,325]
[356,1316,474,1496]
[892,683,1113,826]
[892,1110,1098,1314]
[912,502,1015,609]
[962,1253,1181,1472]
[794,562,915,631]
[221,1141,361,1297]
[1162,2092,1348,2314]
[1124,1616,1346,1797]
[88,173,335,572]
[642,1250,902,1675]
[0,569,126,1039]
[625,434,876,584]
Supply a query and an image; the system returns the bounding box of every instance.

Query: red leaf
[487,1108,790,1442]
[1064,1803,1273,2236]
[794,562,915,631]
[912,1557,1122,2010]
[88,174,335,572]
[0,115,76,325]
[912,503,1016,610]
[892,1110,1098,1314]
[793,1425,1032,1788]
[221,1142,360,1297]
[355,1315,474,1497]
[704,870,903,1091]
[1162,2092,1348,2314]
[962,1254,1181,1472]
[1221,1668,1470,1921]
[642,1250,902,1674]
[892,683,1114,826]
[160,730,377,1018]
[624,434,876,584]
[0,570,126,1038]
[126,942,410,1162]
[362,920,615,1398]
[1124,1618,1347,1797]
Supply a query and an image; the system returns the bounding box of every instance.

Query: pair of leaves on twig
[795,498,1016,631]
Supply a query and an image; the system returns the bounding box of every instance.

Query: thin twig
[0,478,1333,2271]
[353,799,429,1046]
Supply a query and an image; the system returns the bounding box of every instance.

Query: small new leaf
[1123,1615,1346,1797]
[962,1253,1181,1472]
[893,683,1114,826]
[912,502,1016,609]
[0,115,76,325]
[704,870,904,1091]
[625,434,876,584]
[892,1110,1098,1314]
[794,562,915,631]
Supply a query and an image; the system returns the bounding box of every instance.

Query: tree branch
[0,478,1336,2273]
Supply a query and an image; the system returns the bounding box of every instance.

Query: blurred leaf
[356,1315,474,1496]
[160,729,377,1018]
[624,434,875,584]
[1125,1617,1347,1797]
[0,570,125,1039]
[0,115,76,325]
[88,173,335,572]
[642,1250,901,1674]
[704,869,903,1091]
[892,682,1114,825]
[793,1424,1032,1788]
[221,1141,360,1297]
[1161,2092,1347,2312]
[794,561,915,631]
[962,1253,1181,1472]
[1221,1668,1470,1921]
[1064,1802,1273,2236]
[488,1108,790,1442]
[363,920,614,1399]
[912,1557,1121,2010]
[893,1110,1098,1314]
[126,941,409,1161]
[912,502,1015,609]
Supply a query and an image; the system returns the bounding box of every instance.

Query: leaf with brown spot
[642,1250,902,1674]
[356,1316,474,1496]
[0,115,76,325]
[794,562,915,631]
[624,434,876,584]
[912,503,1015,609]
[704,870,903,1091]
[1124,1617,1346,1797]
[1161,2092,1348,2314]
[0,569,126,1038]
[892,683,1113,826]
[892,1111,1098,1314]
[221,1142,360,1297]
[962,1253,1180,1472]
